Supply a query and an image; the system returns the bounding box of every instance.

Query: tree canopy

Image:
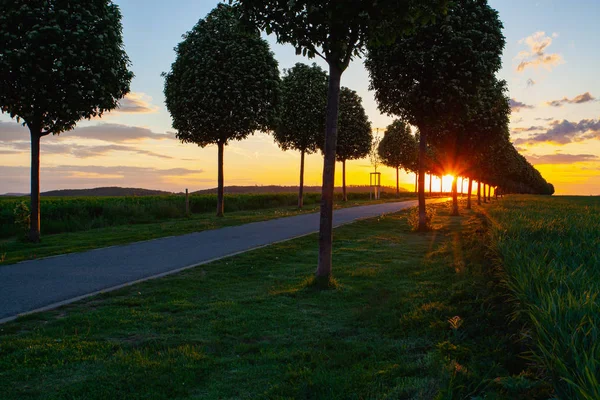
[274,63,327,154]
[163,3,280,216]
[0,0,133,241]
[274,62,327,207]
[378,120,416,173]
[334,87,372,163]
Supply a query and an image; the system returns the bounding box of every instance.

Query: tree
[163,4,280,217]
[366,0,505,230]
[274,63,327,208]
[0,0,133,242]
[377,120,417,196]
[233,0,446,281]
[330,87,372,201]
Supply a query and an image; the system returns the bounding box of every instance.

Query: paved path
[0,198,448,322]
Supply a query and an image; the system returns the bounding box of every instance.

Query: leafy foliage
[0,0,133,133]
[163,4,280,147]
[274,63,327,154]
[12,201,30,239]
[333,87,372,162]
[377,119,417,172]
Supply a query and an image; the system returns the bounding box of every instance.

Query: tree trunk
[429,174,432,195]
[459,177,463,195]
[29,129,42,242]
[216,140,225,217]
[298,149,305,208]
[396,167,400,197]
[440,175,443,194]
[467,178,473,209]
[342,159,347,202]
[417,131,427,230]
[477,181,481,205]
[316,63,342,279]
[483,183,488,203]
[451,175,459,216]
[488,184,491,201]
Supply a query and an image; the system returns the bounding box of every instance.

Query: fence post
[185,188,190,216]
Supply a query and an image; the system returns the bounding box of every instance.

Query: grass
[0,195,415,265]
[0,199,543,399]
[0,192,414,238]
[485,195,600,400]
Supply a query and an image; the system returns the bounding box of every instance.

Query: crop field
[486,195,600,399]
[0,192,411,239]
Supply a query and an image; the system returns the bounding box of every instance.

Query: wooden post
[185,188,190,216]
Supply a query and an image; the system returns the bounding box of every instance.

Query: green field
[1,195,595,399]
[486,195,600,400]
[0,200,536,399]
[0,192,410,239]
[0,193,417,265]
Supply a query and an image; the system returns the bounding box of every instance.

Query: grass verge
[0,199,536,399]
[0,196,413,265]
[485,195,600,399]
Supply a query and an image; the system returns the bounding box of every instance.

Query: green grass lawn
[0,196,415,265]
[0,199,540,399]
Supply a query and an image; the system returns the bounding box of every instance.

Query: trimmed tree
[274,63,327,208]
[0,0,133,242]
[331,87,372,201]
[366,0,505,230]
[377,120,417,196]
[163,4,280,217]
[234,0,446,280]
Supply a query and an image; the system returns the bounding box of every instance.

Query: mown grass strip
[0,200,547,399]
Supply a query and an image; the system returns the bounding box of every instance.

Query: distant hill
[193,185,407,194]
[40,187,174,197]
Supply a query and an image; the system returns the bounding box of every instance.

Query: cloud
[512,126,545,134]
[535,117,554,121]
[509,98,535,112]
[526,153,599,165]
[516,31,564,72]
[0,165,207,193]
[515,118,600,145]
[0,121,173,144]
[116,92,159,114]
[545,92,596,107]
[526,78,536,87]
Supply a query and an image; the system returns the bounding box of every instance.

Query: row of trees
[1,1,553,286]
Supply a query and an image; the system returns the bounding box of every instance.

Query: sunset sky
[1,0,599,195]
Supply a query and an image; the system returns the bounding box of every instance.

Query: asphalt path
[0,198,449,323]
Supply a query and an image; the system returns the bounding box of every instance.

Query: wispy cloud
[0,165,207,193]
[526,78,536,87]
[509,98,535,112]
[0,121,172,143]
[514,118,600,145]
[545,92,596,107]
[516,31,564,72]
[526,153,599,164]
[115,92,159,114]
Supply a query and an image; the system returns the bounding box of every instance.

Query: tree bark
[483,183,488,203]
[396,166,400,197]
[316,63,342,279]
[417,131,427,230]
[477,181,481,205]
[488,184,491,201]
[29,129,42,242]
[342,159,347,202]
[451,175,459,216]
[216,140,225,217]
[298,149,305,208]
[467,178,473,209]
[440,175,443,194]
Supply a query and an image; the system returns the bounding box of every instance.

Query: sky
[1,0,600,195]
